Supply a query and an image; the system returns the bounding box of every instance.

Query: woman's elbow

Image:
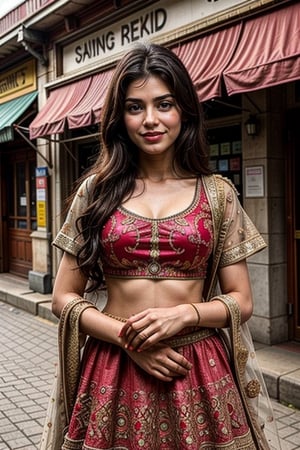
[52,295,62,318]
[51,290,69,318]
[241,296,253,323]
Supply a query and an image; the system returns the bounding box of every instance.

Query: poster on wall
[245,166,264,197]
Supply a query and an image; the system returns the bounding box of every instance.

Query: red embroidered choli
[100,179,213,280]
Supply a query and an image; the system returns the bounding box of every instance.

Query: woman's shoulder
[75,174,96,197]
[202,174,239,197]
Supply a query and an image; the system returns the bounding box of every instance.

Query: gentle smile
[142,132,164,142]
[142,131,164,136]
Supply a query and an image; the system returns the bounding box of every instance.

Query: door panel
[6,149,36,278]
[9,229,33,276]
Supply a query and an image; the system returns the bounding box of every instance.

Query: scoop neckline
[118,178,201,221]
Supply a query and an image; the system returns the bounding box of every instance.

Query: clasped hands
[118,306,192,381]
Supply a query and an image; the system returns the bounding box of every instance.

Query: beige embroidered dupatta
[39,298,97,450]
[202,174,281,450]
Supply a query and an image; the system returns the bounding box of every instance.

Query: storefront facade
[0,59,38,277]
[0,0,299,344]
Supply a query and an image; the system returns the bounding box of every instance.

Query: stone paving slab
[0,273,52,319]
[279,369,300,410]
[255,346,300,408]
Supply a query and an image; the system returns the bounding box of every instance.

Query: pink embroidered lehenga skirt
[62,328,256,449]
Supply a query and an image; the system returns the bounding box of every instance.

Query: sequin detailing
[101,180,213,279]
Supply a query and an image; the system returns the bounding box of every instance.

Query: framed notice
[245,166,264,197]
[219,159,229,171]
[209,144,219,157]
[209,159,217,171]
[233,173,240,186]
[220,142,231,155]
[230,157,240,171]
[232,140,242,154]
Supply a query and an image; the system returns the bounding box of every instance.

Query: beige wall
[243,87,288,344]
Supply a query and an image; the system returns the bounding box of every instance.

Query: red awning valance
[223,3,300,95]
[172,23,242,102]
[29,70,113,139]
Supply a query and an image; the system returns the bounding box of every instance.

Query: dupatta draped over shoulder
[202,175,280,450]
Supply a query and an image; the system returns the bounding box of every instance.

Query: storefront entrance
[287,108,300,341]
[1,147,37,278]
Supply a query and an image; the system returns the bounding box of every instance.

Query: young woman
[49,43,276,449]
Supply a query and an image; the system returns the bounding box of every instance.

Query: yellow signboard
[37,201,47,228]
[0,59,36,103]
[295,230,300,240]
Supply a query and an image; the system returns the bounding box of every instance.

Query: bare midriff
[102,277,205,318]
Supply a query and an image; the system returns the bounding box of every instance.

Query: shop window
[7,152,37,231]
[204,95,243,197]
[207,125,243,197]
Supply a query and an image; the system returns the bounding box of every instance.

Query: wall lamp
[245,114,259,137]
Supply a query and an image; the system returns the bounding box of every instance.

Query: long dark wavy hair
[73,42,211,291]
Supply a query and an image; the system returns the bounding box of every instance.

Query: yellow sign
[37,201,47,228]
[0,59,36,103]
[295,230,300,240]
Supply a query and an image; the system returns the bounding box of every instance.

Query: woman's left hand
[119,306,186,351]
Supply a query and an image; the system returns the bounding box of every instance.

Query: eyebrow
[125,93,175,103]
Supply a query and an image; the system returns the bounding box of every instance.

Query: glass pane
[30,161,37,218]
[17,220,27,229]
[16,162,26,217]
[8,164,14,216]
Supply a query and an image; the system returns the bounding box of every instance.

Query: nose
[143,106,159,127]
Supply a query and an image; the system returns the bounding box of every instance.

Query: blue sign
[35,166,48,177]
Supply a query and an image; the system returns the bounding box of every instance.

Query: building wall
[243,88,288,344]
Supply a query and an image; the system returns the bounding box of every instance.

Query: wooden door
[6,149,36,277]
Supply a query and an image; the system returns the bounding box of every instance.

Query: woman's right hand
[125,344,192,382]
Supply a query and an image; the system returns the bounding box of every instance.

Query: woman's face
[123,75,182,157]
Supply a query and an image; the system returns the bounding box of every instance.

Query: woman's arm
[52,252,87,317]
[52,252,132,346]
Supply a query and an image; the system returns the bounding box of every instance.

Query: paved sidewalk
[0,302,57,449]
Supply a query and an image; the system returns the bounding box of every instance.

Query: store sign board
[35,166,48,229]
[0,59,36,103]
[63,0,249,75]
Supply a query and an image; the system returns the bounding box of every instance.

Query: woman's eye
[126,103,142,113]
[159,101,173,110]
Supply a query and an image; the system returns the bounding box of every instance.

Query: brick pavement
[1,299,300,450]
[0,301,57,450]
